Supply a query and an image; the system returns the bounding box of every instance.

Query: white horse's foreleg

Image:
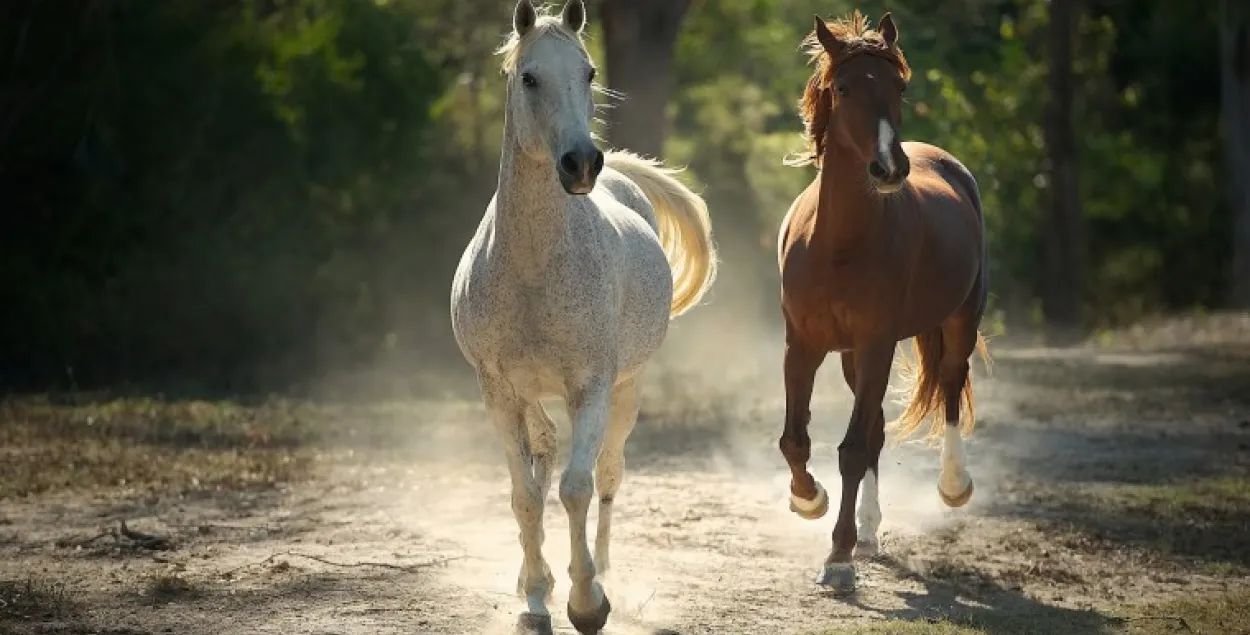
[483,383,553,618]
[562,378,612,634]
[507,402,555,600]
[594,377,639,575]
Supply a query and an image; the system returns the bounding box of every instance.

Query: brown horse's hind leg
[839,352,886,559]
[936,317,978,508]
[780,331,828,519]
[819,341,894,593]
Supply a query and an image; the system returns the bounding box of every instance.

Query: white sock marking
[938,422,970,497]
[857,470,882,541]
[790,480,827,512]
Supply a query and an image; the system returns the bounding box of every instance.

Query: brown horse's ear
[879,12,898,48]
[514,0,537,36]
[813,15,845,57]
[562,0,586,33]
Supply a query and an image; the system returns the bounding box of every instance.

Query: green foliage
[0,0,448,390]
[0,0,1232,392]
[667,0,1226,330]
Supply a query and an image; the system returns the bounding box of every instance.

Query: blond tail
[604,150,718,318]
[887,330,991,446]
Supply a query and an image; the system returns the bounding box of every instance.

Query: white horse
[449,1,718,633]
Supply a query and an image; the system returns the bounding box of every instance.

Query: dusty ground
[1,313,1249,635]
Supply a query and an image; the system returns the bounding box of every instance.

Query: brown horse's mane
[788,11,912,168]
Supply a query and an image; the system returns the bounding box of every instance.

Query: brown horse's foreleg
[780,335,828,519]
[819,341,894,593]
[840,352,886,558]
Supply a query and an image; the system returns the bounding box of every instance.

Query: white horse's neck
[494,110,570,281]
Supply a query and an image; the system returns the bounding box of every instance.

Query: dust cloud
[324,267,1027,634]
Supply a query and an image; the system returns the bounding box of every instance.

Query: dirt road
[2,316,1248,634]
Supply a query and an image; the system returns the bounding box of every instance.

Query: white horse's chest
[452,217,669,397]
[453,240,614,377]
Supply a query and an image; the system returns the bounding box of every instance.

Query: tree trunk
[596,0,691,158]
[1222,0,1250,308]
[1041,0,1086,337]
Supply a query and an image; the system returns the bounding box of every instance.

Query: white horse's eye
[521,72,537,88]
[588,68,596,82]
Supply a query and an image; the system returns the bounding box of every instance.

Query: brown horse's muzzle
[868,150,910,193]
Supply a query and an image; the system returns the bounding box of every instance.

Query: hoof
[816,562,856,595]
[789,480,829,520]
[854,537,879,559]
[516,612,554,635]
[567,596,611,635]
[938,479,974,508]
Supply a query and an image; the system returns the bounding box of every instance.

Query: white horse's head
[500,0,602,195]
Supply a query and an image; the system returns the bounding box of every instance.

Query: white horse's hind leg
[594,377,639,575]
[482,382,554,626]
[527,403,558,508]
[562,379,613,634]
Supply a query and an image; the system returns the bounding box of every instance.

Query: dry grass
[0,396,486,497]
[1090,477,1250,514]
[0,579,74,622]
[142,574,200,604]
[0,398,317,497]
[810,614,1113,635]
[1113,591,1250,635]
[1047,476,1250,575]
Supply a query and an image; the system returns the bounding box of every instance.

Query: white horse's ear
[514,0,537,36]
[562,0,586,33]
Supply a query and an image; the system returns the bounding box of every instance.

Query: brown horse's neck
[813,136,882,252]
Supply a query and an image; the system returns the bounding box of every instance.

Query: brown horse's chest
[781,261,894,352]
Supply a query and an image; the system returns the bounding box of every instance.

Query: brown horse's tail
[886,330,991,446]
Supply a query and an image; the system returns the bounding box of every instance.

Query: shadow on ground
[975,344,1250,574]
[857,552,1122,635]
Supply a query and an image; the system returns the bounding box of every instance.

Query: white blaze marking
[877,118,895,173]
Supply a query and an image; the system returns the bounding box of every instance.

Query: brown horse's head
[796,11,912,193]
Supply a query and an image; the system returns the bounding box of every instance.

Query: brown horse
[777,11,990,593]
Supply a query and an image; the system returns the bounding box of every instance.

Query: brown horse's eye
[836,85,848,97]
